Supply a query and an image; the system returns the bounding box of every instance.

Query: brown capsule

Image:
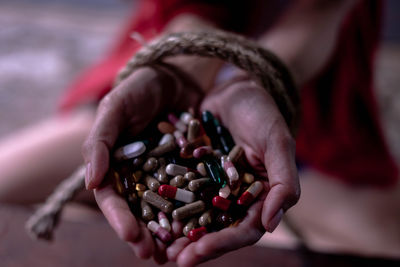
[183,218,198,236]
[143,157,158,172]
[183,172,196,182]
[144,175,160,191]
[216,212,234,229]
[158,121,176,134]
[143,190,174,213]
[132,157,145,169]
[188,178,211,192]
[141,199,155,221]
[172,200,206,220]
[169,175,185,188]
[179,137,205,159]
[228,145,244,164]
[148,139,176,157]
[156,158,168,183]
[132,170,143,183]
[187,119,200,142]
[128,192,138,205]
[199,209,213,226]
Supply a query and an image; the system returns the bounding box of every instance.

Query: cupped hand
[82,65,203,262]
[167,75,300,266]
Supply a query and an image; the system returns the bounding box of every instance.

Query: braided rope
[26,30,299,240]
[117,30,299,136]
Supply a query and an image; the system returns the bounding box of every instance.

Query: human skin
[83,0,357,265]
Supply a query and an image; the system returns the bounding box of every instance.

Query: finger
[166,237,191,262]
[128,220,155,260]
[172,219,184,239]
[176,201,264,267]
[262,123,300,232]
[82,68,164,189]
[153,238,169,264]
[94,184,141,242]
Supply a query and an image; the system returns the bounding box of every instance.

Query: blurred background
[0,0,399,266]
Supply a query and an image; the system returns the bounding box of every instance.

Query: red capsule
[188,226,207,242]
[158,185,196,203]
[237,181,263,206]
[212,196,231,211]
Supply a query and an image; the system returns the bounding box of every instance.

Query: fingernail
[85,162,92,189]
[267,208,283,233]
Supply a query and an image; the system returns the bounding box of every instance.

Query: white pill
[114,141,146,160]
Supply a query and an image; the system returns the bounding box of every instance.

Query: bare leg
[286,168,400,258]
[0,109,95,204]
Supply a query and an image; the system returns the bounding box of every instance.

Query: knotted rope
[26,30,299,240]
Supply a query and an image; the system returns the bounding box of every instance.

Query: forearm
[260,0,357,87]
[161,14,224,92]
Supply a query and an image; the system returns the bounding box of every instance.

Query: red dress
[59,0,398,187]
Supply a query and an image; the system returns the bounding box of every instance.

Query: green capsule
[216,124,235,155]
[201,111,220,149]
[202,155,227,186]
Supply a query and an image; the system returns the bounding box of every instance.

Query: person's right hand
[82,65,203,263]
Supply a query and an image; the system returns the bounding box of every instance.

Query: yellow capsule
[196,162,207,177]
[132,170,143,183]
[156,157,168,183]
[183,171,196,182]
[187,119,200,142]
[136,183,146,192]
[242,173,254,184]
[227,145,244,164]
[198,209,213,226]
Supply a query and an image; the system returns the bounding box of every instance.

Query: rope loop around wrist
[116,30,300,136]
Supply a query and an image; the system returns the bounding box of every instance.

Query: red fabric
[59,0,398,187]
[296,1,398,187]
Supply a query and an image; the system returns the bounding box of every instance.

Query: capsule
[143,157,158,172]
[183,172,196,182]
[219,185,231,199]
[143,190,174,213]
[147,139,176,157]
[172,200,206,220]
[155,157,168,183]
[159,133,174,146]
[140,199,155,221]
[237,181,264,206]
[228,145,244,164]
[188,178,211,192]
[193,146,213,159]
[188,226,207,242]
[174,130,188,148]
[114,141,146,160]
[144,175,160,191]
[202,155,227,185]
[169,175,185,187]
[157,121,175,134]
[111,170,124,195]
[199,209,213,226]
[216,123,235,154]
[187,119,200,142]
[201,111,220,149]
[180,112,193,125]
[168,113,187,132]
[158,212,171,232]
[183,218,198,236]
[166,163,193,176]
[132,170,143,183]
[158,185,196,203]
[147,221,172,243]
[212,196,231,211]
[221,156,239,189]
[196,162,207,176]
[180,137,205,158]
[132,157,145,169]
[216,212,234,229]
[242,173,255,184]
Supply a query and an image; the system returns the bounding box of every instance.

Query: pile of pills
[108,110,264,243]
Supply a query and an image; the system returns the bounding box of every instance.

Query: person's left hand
[166,75,300,266]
